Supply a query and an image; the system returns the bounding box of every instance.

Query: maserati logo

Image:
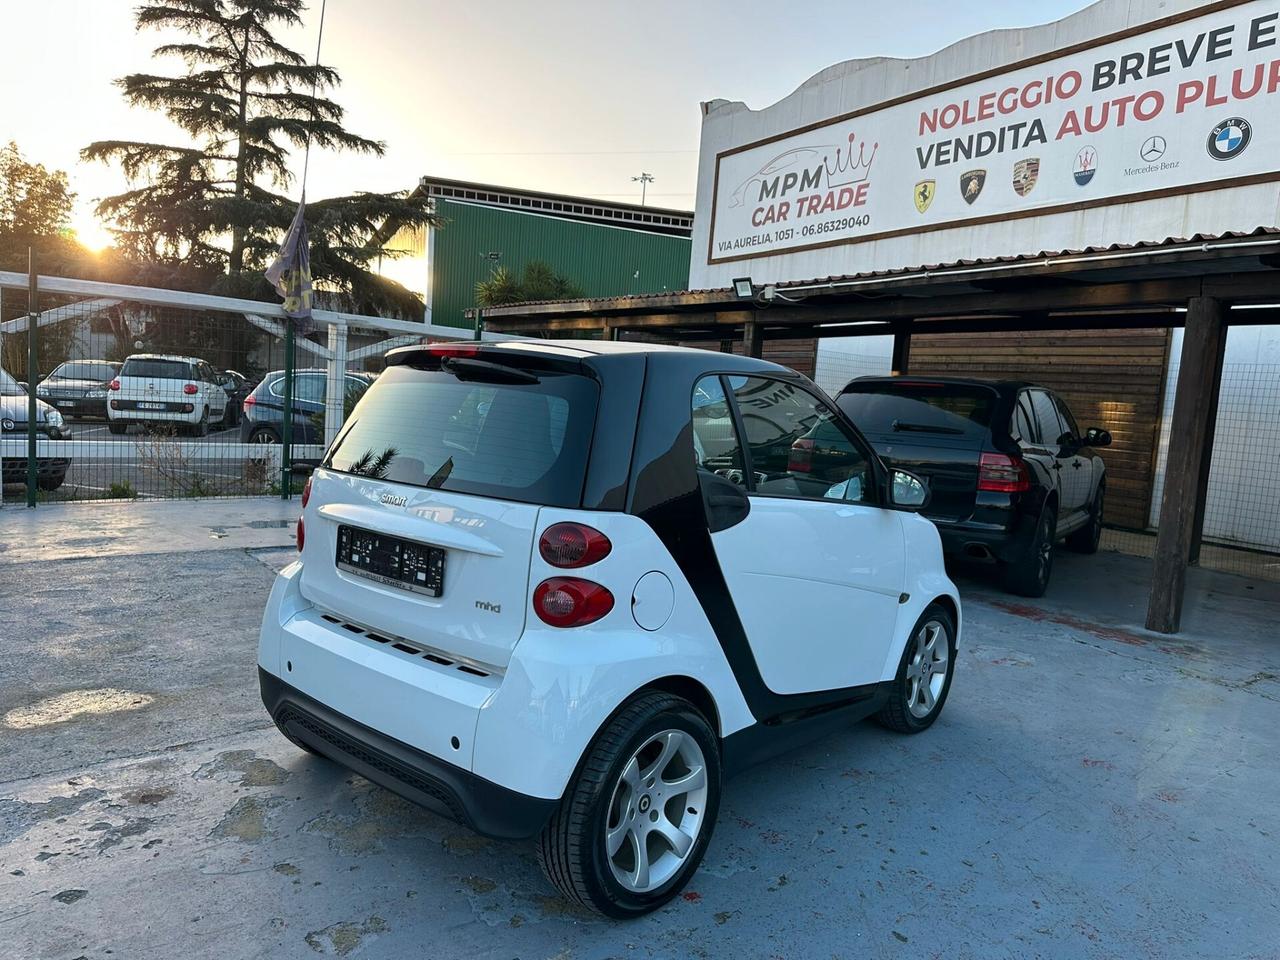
[1140,136,1167,162]
[380,493,408,507]
[914,180,936,214]
[1073,146,1098,186]
[960,169,986,205]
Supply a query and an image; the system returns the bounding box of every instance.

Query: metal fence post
[324,320,347,448]
[280,320,294,499]
[26,250,37,508]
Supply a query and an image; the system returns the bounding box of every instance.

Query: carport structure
[479,230,1280,635]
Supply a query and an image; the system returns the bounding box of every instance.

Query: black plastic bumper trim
[259,668,557,839]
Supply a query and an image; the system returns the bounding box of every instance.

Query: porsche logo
[1012,157,1040,197]
[960,169,986,205]
[914,180,936,214]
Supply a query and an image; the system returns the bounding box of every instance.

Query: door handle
[1052,462,1062,470]
[1072,461,1082,469]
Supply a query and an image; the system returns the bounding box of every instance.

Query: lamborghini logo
[960,169,986,205]
[914,180,936,214]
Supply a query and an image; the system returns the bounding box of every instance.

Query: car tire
[1001,505,1056,598]
[537,691,721,918]
[108,422,128,436]
[36,475,65,492]
[248,426,279,444]
[191,408,209,438]
[1067,485,1104,555]
[876,603,957,734]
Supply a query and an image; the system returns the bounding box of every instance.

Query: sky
[1,0,1095,252]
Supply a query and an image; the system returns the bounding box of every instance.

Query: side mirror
[889,469,931,512]
[1084,427,1112,448]
[699,470,750,532]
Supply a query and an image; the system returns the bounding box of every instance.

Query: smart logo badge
[1073,146,1098,186]
[914,179,936,214]
[1207,118,1251,160]
[960,169,986,205]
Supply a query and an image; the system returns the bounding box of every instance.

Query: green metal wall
[429,199,691,330]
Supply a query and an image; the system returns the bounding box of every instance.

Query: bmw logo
[1,418,14,431]
[1207,118,1251,160]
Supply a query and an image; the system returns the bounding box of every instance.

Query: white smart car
[259,341,960,917]
[108,354,228,436]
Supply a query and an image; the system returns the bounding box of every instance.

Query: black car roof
[842,374,1037,395]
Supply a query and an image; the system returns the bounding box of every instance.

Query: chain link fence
[0,272,470,508]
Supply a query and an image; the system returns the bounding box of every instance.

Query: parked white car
[258,341,960,917]
[108,354,229,436]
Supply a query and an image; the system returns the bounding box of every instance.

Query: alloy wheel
[605,729,708,893]
[905,619,950,719]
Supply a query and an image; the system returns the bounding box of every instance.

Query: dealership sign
[707,0,1280,264]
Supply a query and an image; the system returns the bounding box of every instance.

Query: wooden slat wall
[909,328,1171,530]
[676,336,819,379]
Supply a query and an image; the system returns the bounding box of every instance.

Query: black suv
[837,376,1110,596]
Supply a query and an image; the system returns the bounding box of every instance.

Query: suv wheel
[248,426,279,444]
[877,603,957,734]
[108,422,128,436]
[1002,505,1056,598]
[1067,485,1104,554]
[538,692,721,918]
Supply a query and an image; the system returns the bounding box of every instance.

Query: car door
[1050,393,1092,521]
[695,374,904,695]
[197,362,227,418]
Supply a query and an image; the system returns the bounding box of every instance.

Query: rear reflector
[978,452,1031,493]
[539,522,611,568]
[534,577,613,628]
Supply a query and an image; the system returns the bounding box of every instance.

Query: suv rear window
[324,363,599,508]
[838,381,996,440]
[122,359,191,380]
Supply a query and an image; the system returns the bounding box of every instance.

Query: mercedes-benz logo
[1140,136,1167,162]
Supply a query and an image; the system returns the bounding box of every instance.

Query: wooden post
[1145,297,1227,634]
[719,338,735,354]
[743,318,764,359]
[1188,325,1227,564]
[891,323,912,375]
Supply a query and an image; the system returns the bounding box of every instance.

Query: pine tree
[82,0,436,317]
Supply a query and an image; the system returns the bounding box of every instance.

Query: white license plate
[138,402,166,410]
[56,401,74,407]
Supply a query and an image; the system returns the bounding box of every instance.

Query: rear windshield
[324,362,599,508]
[838,382,996,440]
[122,359,191,380]
[55,361,118,380]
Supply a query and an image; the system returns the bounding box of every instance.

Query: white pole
[324,321,348,449]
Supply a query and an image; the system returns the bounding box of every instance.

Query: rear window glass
[324,363,599,508]
[122,359,191,380]
[838,382,996,440]
[55,362,118,380]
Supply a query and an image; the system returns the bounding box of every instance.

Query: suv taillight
[539,522,611,568]
[243,394,256,413]
[183,383,198,395]
[978,452,1031,493]
[534,578,613,627]
[109,379,120,391]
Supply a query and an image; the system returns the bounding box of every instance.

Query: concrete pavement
[1,502,1277,959]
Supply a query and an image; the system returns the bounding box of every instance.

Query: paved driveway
[1,501,1277,959]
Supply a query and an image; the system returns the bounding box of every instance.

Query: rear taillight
[109,379,120,391]
[539,522,611,568]
[978,452,1031,493]
[243,394,256,413]
[296,515,305,551]
[183,383,198,395]
[534,578,613,628]
[301,475,312,508]
[428,343,481,358]
[788,438,816,473]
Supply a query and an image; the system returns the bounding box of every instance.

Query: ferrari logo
[960,169,986,205]
[1012,157,1040,197]
[914,180,936,214]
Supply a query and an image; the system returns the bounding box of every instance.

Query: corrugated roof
[483,228,1280,312]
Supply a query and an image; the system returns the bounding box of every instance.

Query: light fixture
[732,277,754,299]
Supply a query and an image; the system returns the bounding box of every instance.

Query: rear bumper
[934,516,1034,563]
[2,457,70,482]
[44,398,106,417]
[259,668,556,839]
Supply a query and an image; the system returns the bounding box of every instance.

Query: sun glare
[72,213,114,253]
